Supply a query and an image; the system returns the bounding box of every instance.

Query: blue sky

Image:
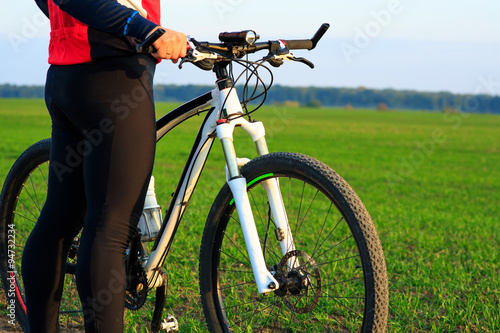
[1,0,499,95]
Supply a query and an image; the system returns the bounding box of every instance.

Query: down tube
[146,93,217,276]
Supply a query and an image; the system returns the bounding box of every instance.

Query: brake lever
[264,52,315,69]
[290,56,315,69]
[178,54,193,69]
[178,39,196,69]
[179,38,218,70]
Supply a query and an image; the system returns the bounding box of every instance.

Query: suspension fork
[254,144,298,261]
[215,77,297,294]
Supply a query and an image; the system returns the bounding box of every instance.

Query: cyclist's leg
[22,54,157,333]
[21,103,87,332]
[74,59,157,333]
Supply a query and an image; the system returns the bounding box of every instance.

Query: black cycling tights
[21,54,157,333]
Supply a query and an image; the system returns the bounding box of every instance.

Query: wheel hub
[273,250,321,314]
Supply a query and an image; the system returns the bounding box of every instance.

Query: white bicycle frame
[143,81,296,294]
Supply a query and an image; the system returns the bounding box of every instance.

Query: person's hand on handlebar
[149,27,187,63]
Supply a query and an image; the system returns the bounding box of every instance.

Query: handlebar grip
[284,39,314,50]
[136,28,165,53]
[284,23,330,51]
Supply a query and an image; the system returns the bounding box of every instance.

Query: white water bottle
[138,176,162,241]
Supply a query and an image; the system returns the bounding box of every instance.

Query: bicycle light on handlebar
[219,30,260,45]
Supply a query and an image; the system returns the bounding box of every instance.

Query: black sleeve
[51,0,158,40]
[34,0,49,18]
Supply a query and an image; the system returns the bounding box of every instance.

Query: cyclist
[21,0,186,332]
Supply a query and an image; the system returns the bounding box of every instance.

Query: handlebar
[195,23,330,54]
[136,23,330,69]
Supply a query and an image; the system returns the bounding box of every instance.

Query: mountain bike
[0,24,388,332]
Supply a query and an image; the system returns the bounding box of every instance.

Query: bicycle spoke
[222,230,253,268]
[294,188,320,236]
[217,267,253,274]
[315,236,356,262]
[36,164,49,186]
[231,299,277,329]
[217,279,255,291]
[16,196,40,221]
[248,186,267,228]
[311,201,334,257]
[13,211,38,225]
[26,173,43,212]
[293,180,306,235]
[316,254,360,267]
[327,295,365,320]
[322,276,363,288]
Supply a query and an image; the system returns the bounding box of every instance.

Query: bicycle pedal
[160,314,179,332]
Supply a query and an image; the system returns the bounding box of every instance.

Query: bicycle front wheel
[199,152,388,332]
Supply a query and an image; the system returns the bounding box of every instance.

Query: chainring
[125,269,148,310]
[124,242,149,311]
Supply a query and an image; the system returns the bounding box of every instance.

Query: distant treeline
[0,84,45,99]
[2,83,499,114]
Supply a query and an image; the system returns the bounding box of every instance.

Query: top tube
[155,91,213,142]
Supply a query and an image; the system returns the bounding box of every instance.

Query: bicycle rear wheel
[0,139,85,331]
[0,140,161,332]
[199,152,388,332]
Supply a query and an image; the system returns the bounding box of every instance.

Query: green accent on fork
[229,173,274,206]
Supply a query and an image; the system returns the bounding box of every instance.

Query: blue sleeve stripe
[123,11,139,36]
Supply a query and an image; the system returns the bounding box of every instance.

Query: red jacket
[35,0,160,65]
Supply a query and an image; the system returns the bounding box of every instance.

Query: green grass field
[0,98,499,332]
